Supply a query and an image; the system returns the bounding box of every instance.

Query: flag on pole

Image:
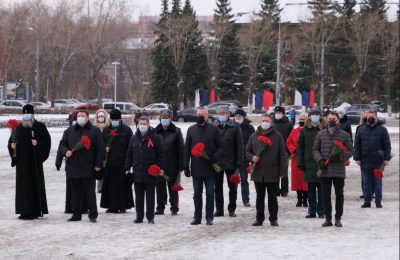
[309,90,315,108]
[294,90,302,106]
[263,90,274,110]
[195,89,200,108]
[210,88,215,103]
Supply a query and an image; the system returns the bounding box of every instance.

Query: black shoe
[206,220,213,225]
[64,210,73,214]
[229,212,236,217]
[252,220,263,226]
[155,211,164,215]
[303,201,308,207]
[190,219,201,225]
[18,215,37,220]
[376,202,382,208]
[82,210,89,214]
[134,219,143,224]
[119,209,126,213]
[361,202,371,208]
[106,209,118,213]
[322,219,333,227]
[213,212,224,217]
[334,219,342,227]
[243,202,251,207]
[67,216,82,222]
[171,211,178,216]
[296,200,302,207]
[89,218,97,223]
[148,219,155,224]
[270,220,279,227]
[280,192,288,197]
[359,195,364,199]
[305,214,317,218]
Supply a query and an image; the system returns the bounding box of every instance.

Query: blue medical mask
[218,115,227,124]
[311,115,320,124]
[261,122,271,130]
[161,118,170,127]
[111,121,120,128]
[138,125,148,134]
[235,119,243,125]
[275,114,283,120]
[22,114,32,121]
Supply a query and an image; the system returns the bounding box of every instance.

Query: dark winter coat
[104,123,133,168]
[125,128,164,184]
[184,122,223,177]
[58,122,105,179]
[155,122,184,182]
[239,119,255,162]
[312,125,353,179]
[353,122,391,169]
[297,117,326,183]
[213,119,243,171]
[339,115,353,143]
[273,115,293,154]
[8,120,51,216]
[245,126,287,183]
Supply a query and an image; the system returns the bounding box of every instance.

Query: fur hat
[22,104,34,114]
[274,106,285,114]
[234,108,246,117]
[159,109,173,117]
[216,105,229,114]
[110,109,122,120]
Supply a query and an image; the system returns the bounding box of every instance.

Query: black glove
[319,160,327,170]
[56,165,61,171]
[11,158,16,168]
[184,167,191,178]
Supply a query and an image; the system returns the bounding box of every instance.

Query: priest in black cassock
[8,104,51,220]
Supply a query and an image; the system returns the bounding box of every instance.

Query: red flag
[210,88,215,103]
[217,95,220,101]
[309,90,315,108]
[263,90,273,110]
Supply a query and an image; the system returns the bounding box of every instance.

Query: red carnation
[257,135,272,146]
[333,140,348,152]
[172,173,184,191]
[345,160,350,166]
[70,135,91,157]
[245,167,251,174]
[229,170,241,185]
[324,139,349,167]
[172,185,184,191]
[109,130,118,137]
[373,169,383,179]
[191,142,221,173]
[7,119,20,158]
[147,164,161,177]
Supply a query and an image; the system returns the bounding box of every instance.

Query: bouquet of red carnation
[71,135,91,155]
[147,164,169,181]
[7,119,20,158]
[373,150,394,179]
[317,140,348,177]
[229,169,241,185]
[103,130,118,167]
[191,143,222,173]
[172,173,184,191]
[248,135,272,175]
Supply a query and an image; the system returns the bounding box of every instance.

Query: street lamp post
[112,62,120,102]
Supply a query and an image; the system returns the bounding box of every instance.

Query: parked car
[30,102,50,108]
[345,110,386,125]
[54,99,76,108]
[344,104,377,113]
[143,103,170,114]
[0,100,27,107]
[206,101,241,116]
[76,103,100,111]
[177,108,217,123]
[370,100,385,112]
[103,102,140,112]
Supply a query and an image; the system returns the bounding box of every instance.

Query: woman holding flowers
[312,111,353,228]
[246,114,287,227]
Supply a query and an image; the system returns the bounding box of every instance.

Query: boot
[296,191,302,207]
[334,219,342,227]
[302,191,308,207]
[322,217,333,227]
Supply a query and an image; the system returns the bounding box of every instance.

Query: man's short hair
[196,106,209,114]
[328,111,339,119]
[77,109,89,116]
[367,110,378,116]
[139,116,150,123]
[261,113,273,120]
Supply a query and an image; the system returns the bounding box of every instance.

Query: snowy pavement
[0,123,398,259]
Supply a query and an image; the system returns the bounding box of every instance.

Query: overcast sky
[1,0,398,22]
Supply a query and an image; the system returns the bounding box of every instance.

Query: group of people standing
[8,103,392,228]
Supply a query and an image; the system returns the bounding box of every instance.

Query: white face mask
[77,116,87,126]
[261,122,271,130]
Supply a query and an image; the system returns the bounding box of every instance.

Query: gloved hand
[56,165,61,171]
[11,158,16,167]
[184,167,191,178]
[319,159,327,170]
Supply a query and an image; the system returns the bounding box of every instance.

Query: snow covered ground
[0,122,398,259]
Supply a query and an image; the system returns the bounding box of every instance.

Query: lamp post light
[112,62,120,102]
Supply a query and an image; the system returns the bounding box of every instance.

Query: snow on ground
[0,122,398,259]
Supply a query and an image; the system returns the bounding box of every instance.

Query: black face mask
[197,116,205,124]
[367,117,376,125]
[299,121,305,127]
[328,120,337,128]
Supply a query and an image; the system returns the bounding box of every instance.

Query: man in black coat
[184,107,223,225]
[155,109,184,215]
[234,108,255,207]
[338,110,353,143]
[125,116,165,224]
[8,104,51,220]
[59,110,105,223]
[101,109,134,213]
[213,105,243,217]
[273,106,293,197]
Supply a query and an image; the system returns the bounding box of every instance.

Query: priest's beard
[21,119,34,128]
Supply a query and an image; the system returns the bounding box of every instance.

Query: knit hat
[22,104,34,114]
[234,108,246,117]
[274,106,285,114]
[110,109,122,120]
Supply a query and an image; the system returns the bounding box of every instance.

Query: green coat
[297,117,325,183]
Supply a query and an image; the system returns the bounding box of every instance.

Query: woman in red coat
[286,114,308,207]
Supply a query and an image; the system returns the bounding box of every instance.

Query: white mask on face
[77,116,87,126]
